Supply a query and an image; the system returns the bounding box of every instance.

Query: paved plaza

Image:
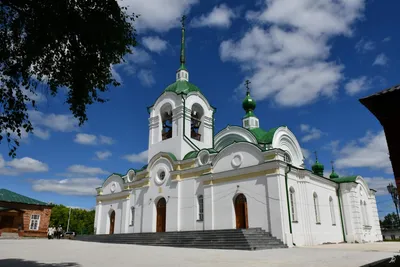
[0,239,399,267]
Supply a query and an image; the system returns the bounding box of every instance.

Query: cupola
[312,151,324,176]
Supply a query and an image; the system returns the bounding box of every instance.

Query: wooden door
[109,210,115,234]
[156,198,166,232]
[235,194,248,229]
[0,216,14,228]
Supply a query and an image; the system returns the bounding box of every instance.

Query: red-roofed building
[0,189,52,237]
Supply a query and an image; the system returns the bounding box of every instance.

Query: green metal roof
[183,149,218,160]
[183,151,198,160]
[332,176,358,184]
[0,188,50,206]
[164,80,201,94]
[248,127,280,144]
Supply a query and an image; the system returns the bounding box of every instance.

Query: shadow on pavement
[361,255,400,267]
[0,259,81,267]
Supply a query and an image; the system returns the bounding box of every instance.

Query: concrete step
[0,232,19,239]
[75,228,287,250]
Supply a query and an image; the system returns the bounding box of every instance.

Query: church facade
[93,18,382,247]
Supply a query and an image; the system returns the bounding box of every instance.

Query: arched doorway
[156,198,166,232]
[234,194,248,229]
[109,210,115,234]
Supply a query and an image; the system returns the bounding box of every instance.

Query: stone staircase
[75,228,287,250]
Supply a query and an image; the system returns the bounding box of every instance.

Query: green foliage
[380,212,400,229]
[0,0,138,157]
[50,204,95,235]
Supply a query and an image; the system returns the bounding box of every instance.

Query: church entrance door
[109,210,115,234]
[156,198,166,232]
[234,194,248,229]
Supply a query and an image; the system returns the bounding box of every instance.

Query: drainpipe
[212,109,215,148]
[337,183,347,243]
[181,96,200,151]
[284,164,295,246]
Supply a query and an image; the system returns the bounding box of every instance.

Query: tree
[380,212,400,229]
[50,204,95,235]
[0,0,138,157]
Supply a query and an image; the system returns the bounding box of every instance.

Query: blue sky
[1,0,399,219]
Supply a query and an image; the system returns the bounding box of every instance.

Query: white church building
[94,18,382,247]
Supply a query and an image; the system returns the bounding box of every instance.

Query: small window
[178,73,180,79]
[29,214,40,230]
[284,152,292,163]
[313,193,320,224]
[244,120,249,127]
[198,195,204,221]
[130,207,135,226]
[289,187,297,222]
[159,171,165,181]
[329,197,336,225]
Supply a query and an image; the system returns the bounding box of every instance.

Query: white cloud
[373,53,388,66]
[0,154,48,175]
[363,177,394,196]
[191,4,237,28]
[67,164,108,175]
[28,110,78,132]
[142,36,168,53]
[138,70,155,87]
[382,37,391,42]
[32,127,50,140]
[113,48,154,84]
[344,76,386,96]
[74,133,97,145]
[355,39,375,53]
[220,0,366,107]
[118,0,198,33]
[300,124,323,142]
[335,131,392,173]
[99,135,115,145]
[32,177,102,196]
[95,151,112,160]
[122,150,148,163]
[74,133,115,145]
[344,76,371,96]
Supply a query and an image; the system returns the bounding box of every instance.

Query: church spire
[179,15,186,69]
[312,151,324,176]
[329,160,339,179]
[242,80,259,129]
[176,15,189,82]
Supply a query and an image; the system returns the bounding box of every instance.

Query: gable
[212,142,264,173]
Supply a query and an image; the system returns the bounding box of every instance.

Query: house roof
[360,84,400,100]
[0,188,50,206]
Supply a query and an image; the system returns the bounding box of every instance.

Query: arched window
[289,187,297,222]
[130,206,135,226]
[161,104,173,141]
[191,104,204,142]
[329,197,336,225]
[360,200,366,226]
[198,195,204,221]
[313,192,320,224]
[363,201,369,226]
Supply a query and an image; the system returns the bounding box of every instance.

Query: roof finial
[314,151,318,162]
[180,15,186,67]
[245,80,251,95]
[331,160,335,172]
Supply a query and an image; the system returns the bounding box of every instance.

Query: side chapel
[94,16,382,247]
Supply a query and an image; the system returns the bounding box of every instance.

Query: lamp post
[387,183,400,224]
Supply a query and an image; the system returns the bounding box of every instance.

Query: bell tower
[147,16,215,162]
